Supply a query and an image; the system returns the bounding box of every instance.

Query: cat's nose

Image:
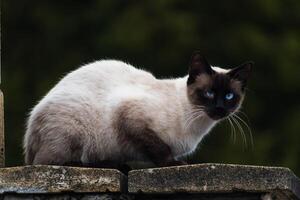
[216,99,224,108]
[214,107,227,116]
[208,107,228,120]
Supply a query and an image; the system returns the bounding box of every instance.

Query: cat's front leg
[116,103,187,167]
[121,126,187,167]
[163,159,188,167]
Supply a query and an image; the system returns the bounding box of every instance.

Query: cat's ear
[228,61,254,88]
[187,52,213,85]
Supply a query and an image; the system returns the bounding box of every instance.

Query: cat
[23,52,253,171]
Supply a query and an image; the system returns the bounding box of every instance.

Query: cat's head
[187,52,253,121]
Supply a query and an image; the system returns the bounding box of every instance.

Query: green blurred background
[2,1,300,175]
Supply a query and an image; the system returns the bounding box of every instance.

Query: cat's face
[187,52,253,120]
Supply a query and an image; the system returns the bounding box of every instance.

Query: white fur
[25,60,219,164]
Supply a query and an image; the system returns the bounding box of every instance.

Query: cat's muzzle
[207,107,229,120]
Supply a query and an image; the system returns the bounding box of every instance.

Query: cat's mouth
[206,108,230,120]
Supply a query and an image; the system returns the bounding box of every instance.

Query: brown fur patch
[114,100,181,166]
[25,113,45,164]
[25,103,86,165]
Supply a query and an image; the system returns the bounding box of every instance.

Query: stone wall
[0,164,299,200]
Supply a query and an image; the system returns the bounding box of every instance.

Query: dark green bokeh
[2,1,300,175]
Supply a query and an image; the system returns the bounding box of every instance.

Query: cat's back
[29,59,158,125]
[59,60,156,90]
[31,60,157,108]
[45,60,160,108]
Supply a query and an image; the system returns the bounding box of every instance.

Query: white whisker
[185,112,204,130]
[185,109,203,121]
[235,110,250,123]
[184,108,205,131]
[233,113,254,148]
[227,117,236,144]
[231,115,247,148]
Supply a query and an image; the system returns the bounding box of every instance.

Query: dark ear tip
[190,51,209,64]
[247,61,255,66]
[191,51,203,60]
[192,50,201,55]
[243,61,254,70]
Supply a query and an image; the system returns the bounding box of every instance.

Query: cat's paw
[164,160,188,167]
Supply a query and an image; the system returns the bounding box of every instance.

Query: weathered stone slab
[0,165,127,194]
[2,193,132,200]
[128,163,300,200]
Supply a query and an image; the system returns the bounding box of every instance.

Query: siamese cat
[24,52,253,170]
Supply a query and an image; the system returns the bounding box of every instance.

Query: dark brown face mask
[187,52,253,120]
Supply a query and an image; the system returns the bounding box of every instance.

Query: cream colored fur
[24,60,223,165]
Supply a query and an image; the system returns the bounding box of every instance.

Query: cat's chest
[170,119,215,157]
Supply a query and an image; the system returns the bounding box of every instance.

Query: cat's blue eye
[204,91,214,99]
[225,93,234,100]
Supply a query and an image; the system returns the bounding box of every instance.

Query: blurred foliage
[2,1,300,175]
